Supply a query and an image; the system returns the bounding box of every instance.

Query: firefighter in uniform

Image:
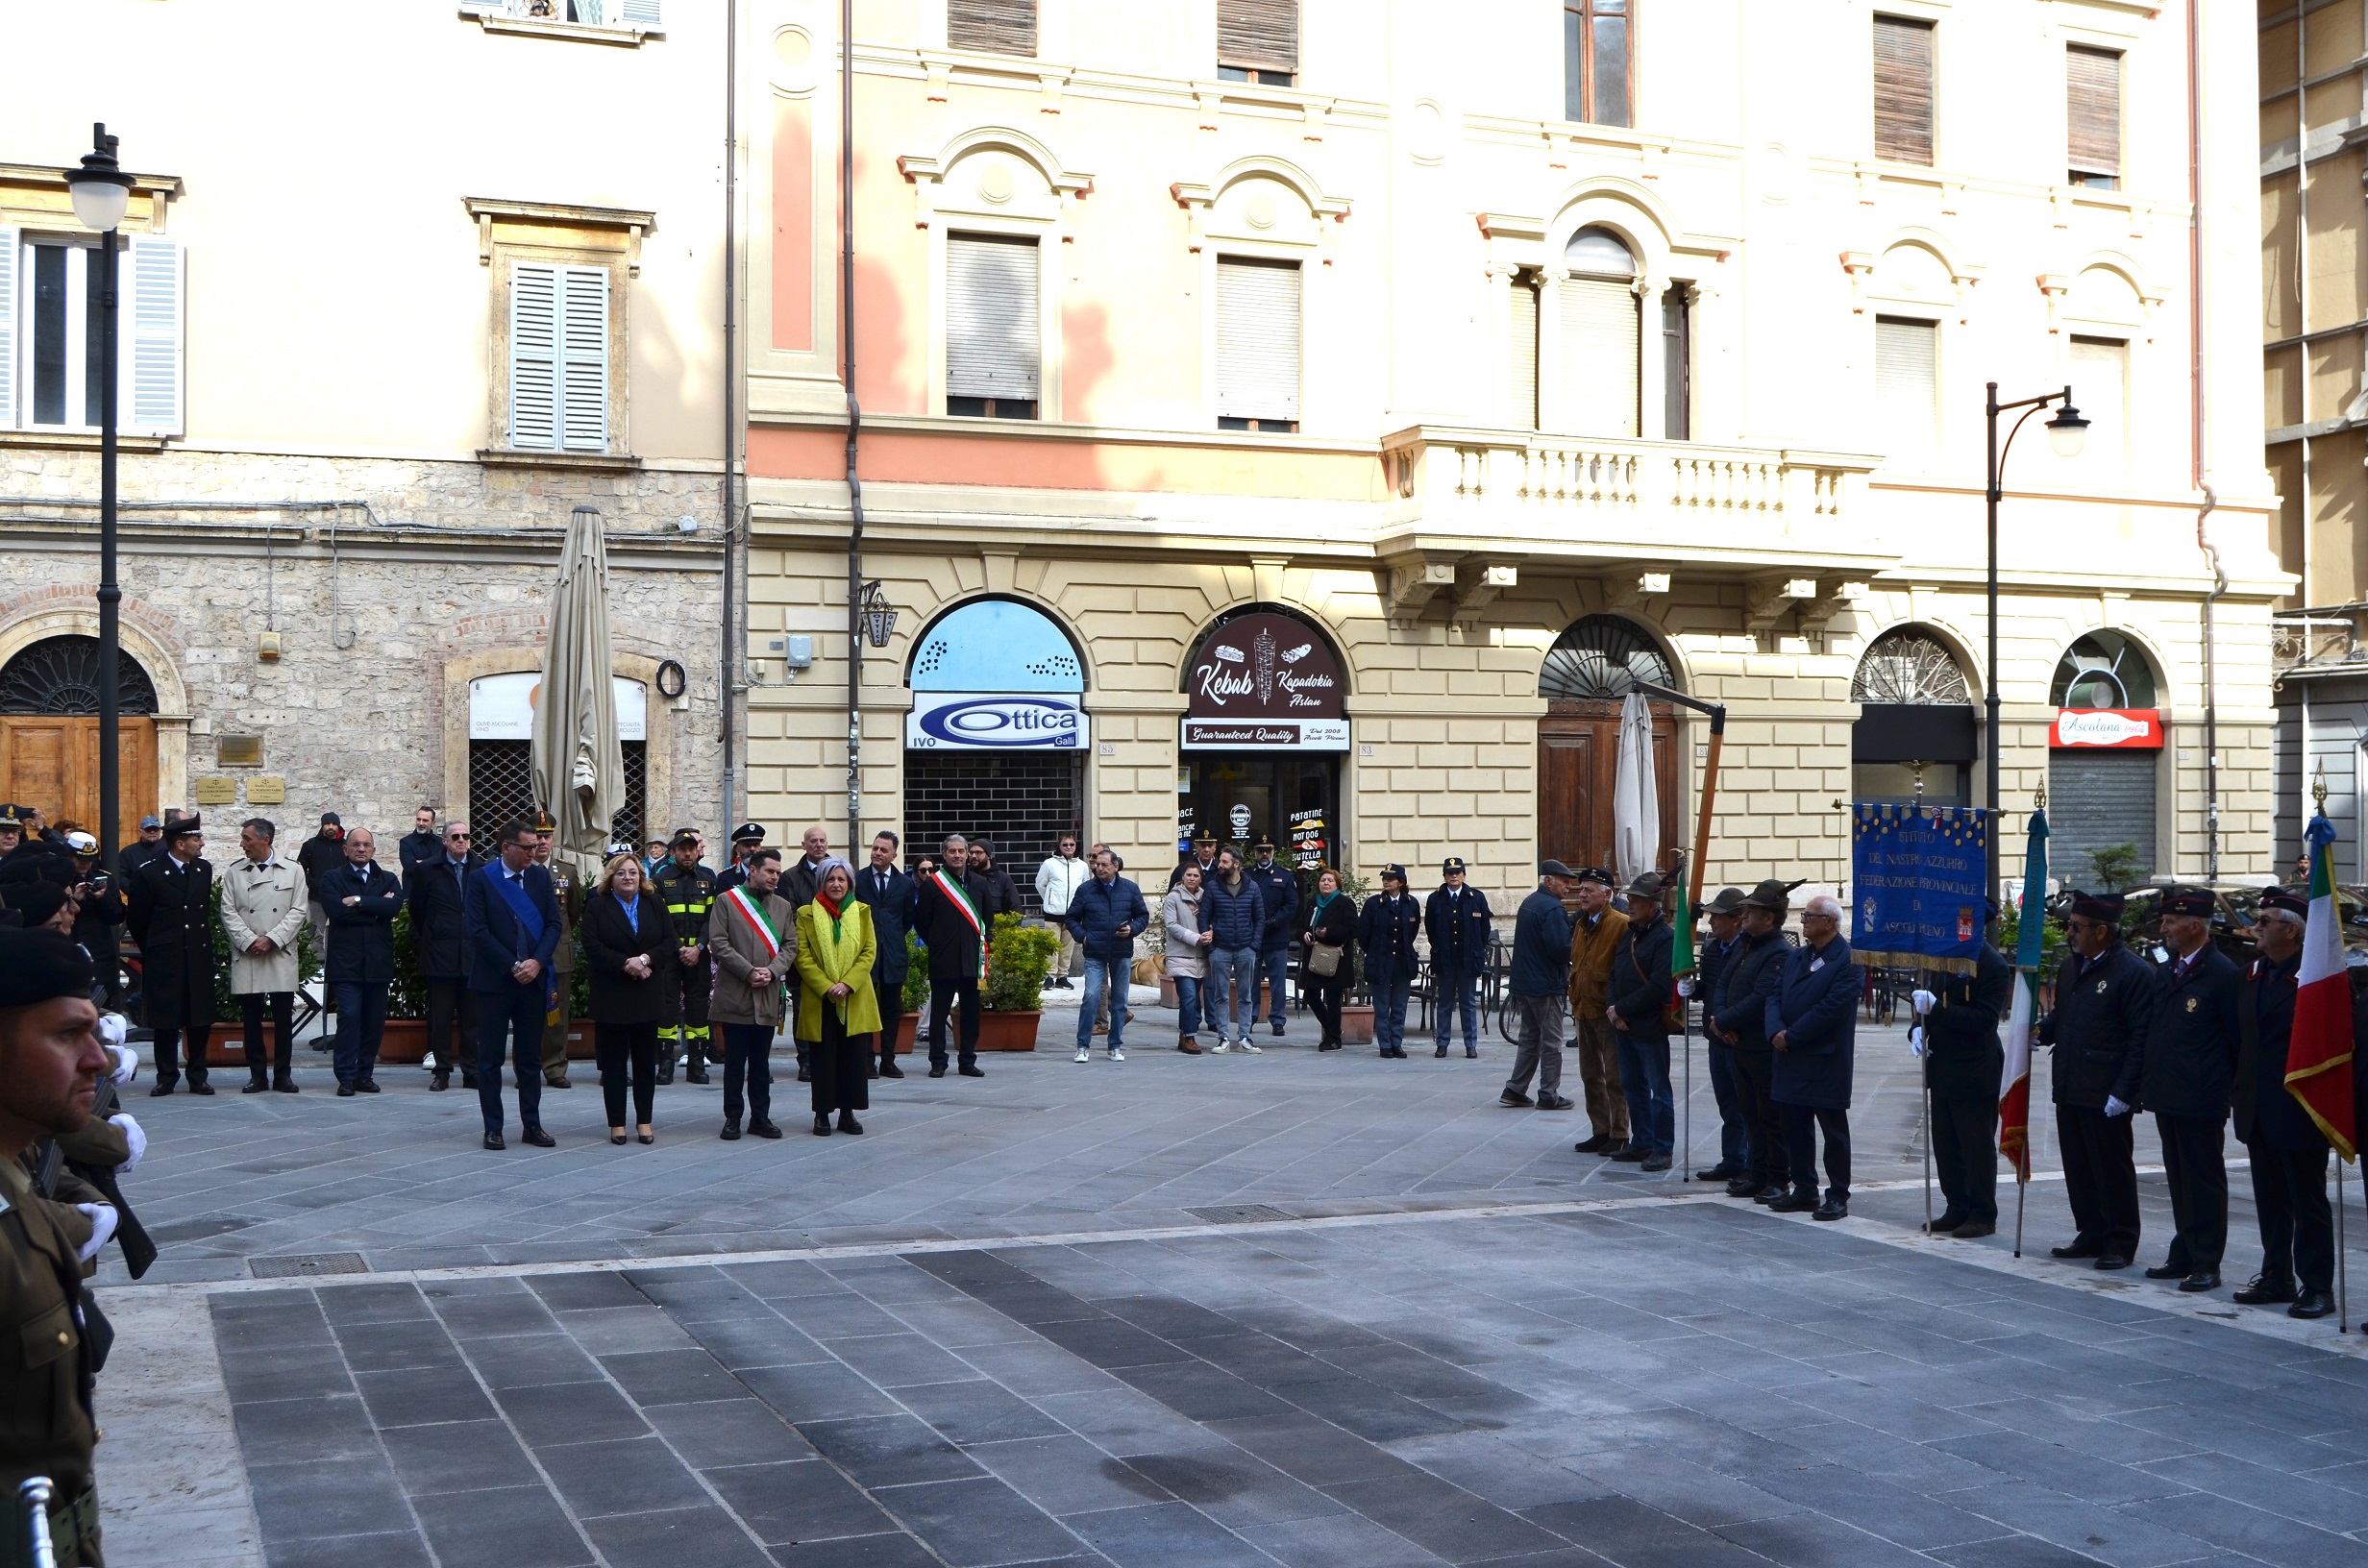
[531,814,582,1090]
[651,829,719,1086]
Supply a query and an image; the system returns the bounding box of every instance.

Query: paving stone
[497,1379,654,1448]
[704,1458,899,1544]
[871,1475,1085,1566]
[378,1419,544,1497]
[799,1412,987,1487]
[580,1504,775,1568]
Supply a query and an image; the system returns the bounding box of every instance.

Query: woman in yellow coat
[795,859,880,1136]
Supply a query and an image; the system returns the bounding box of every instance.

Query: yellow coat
[795,897,882,1041]
[1567,906,1630,1015]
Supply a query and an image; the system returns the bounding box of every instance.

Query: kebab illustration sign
[1182,613,1348,750]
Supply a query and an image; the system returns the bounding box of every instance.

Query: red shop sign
[2050,708,2162,749]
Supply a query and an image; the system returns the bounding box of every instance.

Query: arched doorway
[1537,615,1680,871]
[1178,605,1348,877]
[2048,630,2162,890]
[0,635,160,837]
[1851,625,1976,805]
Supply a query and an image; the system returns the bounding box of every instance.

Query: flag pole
[2339,1155,2350,1334]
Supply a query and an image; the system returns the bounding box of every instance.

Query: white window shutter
[117,234,185,437]
[510,263,558,451]
[1216,257,1301,421]
[0,229,16,429]
[1557,276,1639,437]
[945,234,1040,402]
[619,0,661,25]
[1874,316,1938,473]
[559,265,610,451]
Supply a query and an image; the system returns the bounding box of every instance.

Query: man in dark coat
[1606,872,1676,1171]
[125,815,218,1095]
[852,830,919,1078]
[1503,862,1574,1109]
[1711,880,1793,1199]
[1170,829,1221,891]
[1764,893,1858,1219]
[464,818,564,1149]
[1248,838,1300,1041]
[969,839,1024,920]
[405,819,479,1090]
[2138,885,2242,1291]
[396,806,441,877]
[2232,887,2335,1318]
[716,821,767,895]
[1424,855,1492,1058]
[294,810,348,955]
[1358,865,1422,1059]
[916,834,992,1078]
[2037,890,2151,1270]
[1066,848,1150,1061]
[321,826,404,1094]
[1915,922,2011,1237]
[1689,888,1750,1182]
[117,812,166,880]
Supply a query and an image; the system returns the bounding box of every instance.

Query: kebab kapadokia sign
[1182,613,1347,750]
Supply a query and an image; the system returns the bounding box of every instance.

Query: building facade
[1,0,726,850]
[738,0,2280,900]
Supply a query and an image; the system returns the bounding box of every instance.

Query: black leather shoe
[430,1072,449,1092]
[928,1064,948,1078]
[460,1075,479,1090]
[1537,1095,1574,1111]
[749,1119,782,1139]
[1695,1163,1742,1183]
[1950,1220,1996,1239]
[2178,1271,2221,1293]
[522,1127,555,1148]
[796,1067,811,1082]
[655,1063,676,1085]
[483,1132,506,1150]
[1573,1134,1614,1154]
[1813,1197,1849,1221]
[1753,1188,1787,1205]
[189,1081,215,1095]
[2094,1254,2131,1271]
[720,1120,742,1140]
[149,1081,176,1097]
[2233,1275,2298,1306]
[2050,1241,2101,1260]
[2291,1288,2336,1319]
[685,1068,711,1085]
[1435,1045,1449,1058]
[959,1064,985,1077]
[273,1076,299,1093]
[2143,1264,2187,1281]
[357,1080,381,1093]
[1922,1215,1967,1236]
[880,1061,904,1078]
[813,1115,833,1136]
[1766,1189,1819,1213]
[336,1082,356,1097]
[838,1113,863,1135]
[1466,1048,1478,1059]
[243,1076,269,1094]
[1727,1180,1766,1199]
[1608,1143,1644,1163]
[1640,1154,1671,1172]
[1500,1090,1535,1108]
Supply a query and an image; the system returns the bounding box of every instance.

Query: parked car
[2048,880,2368,966]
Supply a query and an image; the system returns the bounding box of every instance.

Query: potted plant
[980,913,1057,1050]
[205,901,320,1066]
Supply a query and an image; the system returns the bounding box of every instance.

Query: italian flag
[2287,814,2357,1162]
[1999,808,2048,1183]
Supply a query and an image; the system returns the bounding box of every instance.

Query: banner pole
[1682,1006,1692,1182]
[2340,1154,2351,1334]
[1918,974,1934,1234]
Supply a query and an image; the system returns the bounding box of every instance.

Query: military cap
[1574,866,1616,889]
[0,805,21,829]
[63,831,98,858]
[1742,877,1801,912]
[0,925,94,1006]
[1253,836,1277,853]
[2159,885,2215,919]
[1443,856,1468,874]
[165,815,204,839]
[1379,863,1408,883]
[1194,829,1218,846]
[1704,887,1748,917]
[2259,886,2308,922]
[729,821,766,845]
[2067,890,2125,924]
[670,827,702,848]
[533,809,559,835]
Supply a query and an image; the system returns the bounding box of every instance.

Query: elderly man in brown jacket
[708,846,797,1141]
[1566,867,1631,1153]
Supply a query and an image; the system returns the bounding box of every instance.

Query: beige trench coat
[218,854,308,995]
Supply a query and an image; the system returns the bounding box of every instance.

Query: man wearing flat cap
[1913,904,2012,1238]
[1426,857,1493,1059]
[2138,884,2242,1292]
[1502,863,1575,1108]
[2036,890,2152,1270]
[1606,872,1677,1170]
[1690,888,1752,1181]
[1358,866,1422,1058]
[1710,879,1797,1199]
[2232,887,2336,1317]
[1566,868,1632,1154]
[126,814,219,1096]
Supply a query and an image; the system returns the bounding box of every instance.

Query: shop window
[1874,14,1936,166]
[946,233,1040,420]
[1216,257,1301,433]
[1563,1,1632,128]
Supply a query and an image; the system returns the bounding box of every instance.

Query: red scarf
[816,889,844,920]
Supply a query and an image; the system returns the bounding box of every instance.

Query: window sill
[0,429,172,454]
[477,449,643,472]
[462,12,659,47]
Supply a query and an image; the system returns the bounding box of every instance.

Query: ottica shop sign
[906,692,1089,750]
[2049,708,2163,749]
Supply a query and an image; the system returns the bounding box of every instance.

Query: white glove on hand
[108,1113,146,1173]
[1676,978,1694,998]
[2104,1094,2133,1118]
[1912,989,1937,1016]
[96,1013,128,1049]
[108,1044,138,1084]
[73,1203,118,1263]
[1907,1026,1925,1057]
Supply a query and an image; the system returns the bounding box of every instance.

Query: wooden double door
[0,716,158,840]
[1537,699,1681,875]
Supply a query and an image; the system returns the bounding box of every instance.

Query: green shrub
[902,931,930,1013]
[985,914,1057,1011]
[209,902,319,1017]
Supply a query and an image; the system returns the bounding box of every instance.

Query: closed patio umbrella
[531,504,624,878]
[1614,691,1659,885]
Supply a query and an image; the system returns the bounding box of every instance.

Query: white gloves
[73,1203,118,1262]
[1676,978,1694,998]
[108,1045,138,1084]
[1912,989,1937,1016]
[96,1015,136,1082]
[2105,1095,2133,1118]
[108,1113,146,1173]
[1907,1026,1925,1057]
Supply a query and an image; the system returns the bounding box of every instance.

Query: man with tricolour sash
[708,846,795,1141]
[915,834,992,1079]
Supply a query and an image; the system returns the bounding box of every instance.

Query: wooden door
[1537,700,1680,874]
[0,716,158,836]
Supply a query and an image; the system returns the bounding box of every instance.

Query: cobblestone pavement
[92,1017,2368,1567]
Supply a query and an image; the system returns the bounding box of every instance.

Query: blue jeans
[1172,975,1202,1036]
[1707,1040,1749,1166]
[1078,957,1127,1051]
[1260,948,1292,1033]
[333,981,388,1085]
[1616,1032,1675,1157]
[1208,947,1256,1041]
[1435,969,1480,1048]
[1374,976,1413,1054]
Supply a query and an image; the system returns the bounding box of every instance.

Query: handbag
[1307,941,1344,979]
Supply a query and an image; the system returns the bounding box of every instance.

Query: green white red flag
[1998,808,2048,1183]
[2287,814,2356,1162]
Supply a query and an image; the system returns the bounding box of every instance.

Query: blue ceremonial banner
[1850,803,1991,973]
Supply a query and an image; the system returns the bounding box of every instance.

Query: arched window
[1559,226,1640,437]
[1851,626,1975,805]
[2051,630,2158,710]
[1540,615,1674,701]
[1852,626,1971,705]
[0,636,159,715]
[910,599,1084,692]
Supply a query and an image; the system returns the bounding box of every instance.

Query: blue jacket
[851,863,920,985]
[1203,876,1266,952]
[322,860,405,985]
[1509,887,1573,998]
[1765,935,1859,1110]
[1712,929,1788,1050]
[1246,861,1298,953]
[463,859,563,994]
[1066,872,1150,966]
[1358,892,1422,984]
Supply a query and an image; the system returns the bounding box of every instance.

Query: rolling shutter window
[1509,274,1539,430]
[2047,750,2156,889]
[1216,257,1301,422]
[120,234,185,437]
[0,228,15,429]
[509,262,609,453]
[1874,316,1937,473]
[2069,335,2128,479]
[2066,45,2121,186]
[1873,15,1936,166]
[1558,277,1640,438]
[949,0,1036,55]
[1219,0,1298,77]
[946,233,1041,402]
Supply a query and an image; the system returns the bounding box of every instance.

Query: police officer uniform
[651,832,720,1085]
[1424,857,1493,1057]
[1920,935,2010,1237]
[1357,866,1422,1058]
[2036,891,2151,1269]
[1246,838,1299,1039]
[1170,830,1221,891]
[716,822,766,895]
[2139,886,2242,1291]
[124,817,218,1095]
[2232,886,2337,1318]
[535,813,583,1090]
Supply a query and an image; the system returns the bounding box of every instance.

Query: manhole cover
[247,1252,369,1280]
[1186,1205,1295,1225]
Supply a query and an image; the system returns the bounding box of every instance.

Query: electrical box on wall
[768,636,814,672]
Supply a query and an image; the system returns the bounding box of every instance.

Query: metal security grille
[2048,749,2157,891]
[902,751,1082,917]
[248,1252,369,1279]
[469,739,646,845]
[0,634,160,714]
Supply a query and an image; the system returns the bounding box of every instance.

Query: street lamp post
[1984,381,2088,896]
[64,125,135,873]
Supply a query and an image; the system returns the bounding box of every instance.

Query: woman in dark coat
[1299,868,1358,1051]
[583,852,673,1145]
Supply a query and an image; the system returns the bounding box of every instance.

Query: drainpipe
[842,0,865,860]
[2188,0,2223,880]
[720,0,741,845]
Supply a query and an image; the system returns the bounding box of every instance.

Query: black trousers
[813,1009,874,1116]
[1931,1091,1999,1225]
[154,1026,212,1086]
[2155,1113,2230,1275]
[929,977,981,1068]
[2247,1137,2334,1291]
[596,1019,658,1129]
[425,977,477,1076]
[1780,1103,1850,1199]
[1731,1048,1790,1188]
[721,1022,774,1123]
[664,953,713,1069]
[476,985,547,1135]
[1304,980,1344,1042]
[238,992,294,1077]
[2057,1102,2140,1258]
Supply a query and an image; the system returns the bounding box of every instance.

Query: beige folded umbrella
[531,504,624,879]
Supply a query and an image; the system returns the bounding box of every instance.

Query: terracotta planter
[1338,1004,1376,1044]
[894,1012,918,1055]
[375,1019,430,1065]
[977,1010,1040,1051]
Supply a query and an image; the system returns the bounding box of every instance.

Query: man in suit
[2233,887,2337,1318]
[1765,893,1859,1220]
[2037,891,2152,1270]
[852,830,918,1078]
[709,846,794,1140]
[1606,871,1676,1171]
[1710,880,1794,1200]
[532,815,583,1090]
[1914,917,2011,1238]
[1424,856,1492,1059]
[465,818,563,1149]
[915,833,990,1079]
[781,823,833,909]
[2139,885,2243,1292]
[1689,888,1750,1182]
[322,826,404,1094]
[405,820,479,1091]
[125,815,218,1096]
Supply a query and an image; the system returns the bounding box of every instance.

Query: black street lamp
[64,125,134,873]
[1984,381,2089,894]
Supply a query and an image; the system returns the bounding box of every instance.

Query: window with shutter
[0,228,17,430]
[559,266,609,452]
[1873,15,1935,166]
[1216,257,1301,431]
[1661,284,1689,441]
[1509,273,1540,430]
[949,0,1035,56]
[1562,1,1632,128]
[509,261,610,452]
[2066,45,2121,188]
[1218,0,1297,86]
[946,233,1040,419]
[1874,315,1938,473]
[2069,335,2128,479]
[121,235,185,437]
[1556,227,1640,438]
[509,264,558,451]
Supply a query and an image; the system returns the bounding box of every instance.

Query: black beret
[0,926,94,1008]
[5,883,69,928]
[0,851,73,888]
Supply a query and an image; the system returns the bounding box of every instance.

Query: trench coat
[217,853,307,995]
